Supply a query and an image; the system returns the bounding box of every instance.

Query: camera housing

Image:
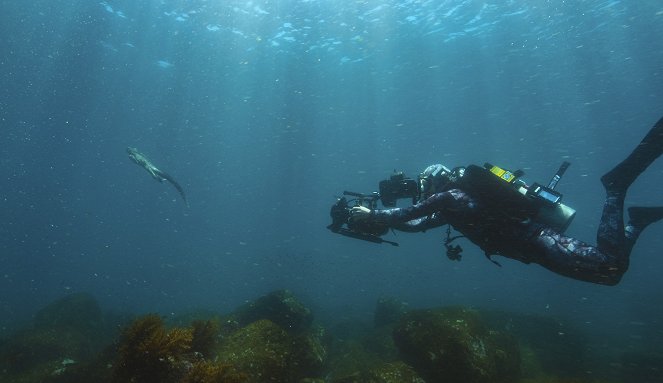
[378,172,419,207]
[327,195,395,245]
[327,171,420,246]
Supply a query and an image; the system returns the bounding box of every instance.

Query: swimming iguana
[127,147,187,205]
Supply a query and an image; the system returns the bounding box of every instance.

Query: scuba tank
[485,162,576,233]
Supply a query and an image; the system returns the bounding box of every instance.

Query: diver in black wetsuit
[350,116,663,285]
[127,147,188,205]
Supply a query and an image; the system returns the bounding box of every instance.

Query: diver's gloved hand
[350,206,372,220]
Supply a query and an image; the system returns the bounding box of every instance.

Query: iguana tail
[161,172,188,206]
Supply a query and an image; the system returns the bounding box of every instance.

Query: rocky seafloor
[0,290,660,383]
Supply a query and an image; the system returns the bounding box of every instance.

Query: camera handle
[343,191,380,210]
[443,225,464,261]
[336,227,399,246]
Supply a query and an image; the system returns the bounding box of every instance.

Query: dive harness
[442,161,575,265]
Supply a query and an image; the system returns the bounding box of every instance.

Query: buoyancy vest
[442,164,545,259]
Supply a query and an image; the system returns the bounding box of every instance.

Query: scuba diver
[347,116,663,286]
[126,147,188,205]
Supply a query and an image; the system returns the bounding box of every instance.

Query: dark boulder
[34,293,103,337]
[393,306,520,383]
[374,297,409,328]
[331,361,425,383]
[217,319,326,382]
[231,289,313,333]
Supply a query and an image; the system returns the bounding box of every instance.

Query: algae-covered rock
[112,314,249,383]
[34,293,103,337]
[217,319,326,382]
[326,339,386,379]
[0,293,108,382]
[326,320,399,380]
[232,289,313,333]
[393,306,520,383]
[180,360,248,383]
[291,324,328,377]
[0,326,90,374]
[331,361,425,383]
[374,297,408,328]
[34,342,117,383]
[112,314,193,383]
[362,325,400,362]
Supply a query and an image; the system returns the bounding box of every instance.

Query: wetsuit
[369,116,663,285]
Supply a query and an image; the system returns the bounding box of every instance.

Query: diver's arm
[352,190,469,226]
[391,213,447,232]
[373,193,451,224]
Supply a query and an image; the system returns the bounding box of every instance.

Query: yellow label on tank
[489,166,516,183]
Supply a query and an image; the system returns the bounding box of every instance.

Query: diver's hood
[419,164,452,196]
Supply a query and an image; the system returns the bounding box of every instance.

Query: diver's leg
[529,117,663,285]
[530,229,624,285]
[595,189,626,256]
[601,115,663,195]
[625,207,663,240]
[532,204,663,287]
[627,206,663,230]
[597,116,663,259]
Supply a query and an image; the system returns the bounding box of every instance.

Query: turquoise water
[1,1,662,381]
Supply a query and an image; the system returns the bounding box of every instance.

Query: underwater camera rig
[328,161,578,252]
[327,172,419,246]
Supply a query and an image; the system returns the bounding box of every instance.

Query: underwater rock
[0,293,107,381]
[216,319,326,382]
[190,319,221,358]
[374,297,409,328]
[393,306,520,383]
[34,343,119,383]
[231,289,313,333]
[179,360,248,383]
[481,310,588,377]
[362,325,400,362]
[330,361,425,383]
[329,320,373,341]
[0,326,89,375]
[620,351,663,383]
[112,314,193,383]
[326,324,401,381]
[326,313,401,380]
[34,292,104,338]
[326,338,386,379]
[112,314,248,383]
[291,324,329,378]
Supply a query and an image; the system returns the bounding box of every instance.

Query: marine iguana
[127,147,187,205]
